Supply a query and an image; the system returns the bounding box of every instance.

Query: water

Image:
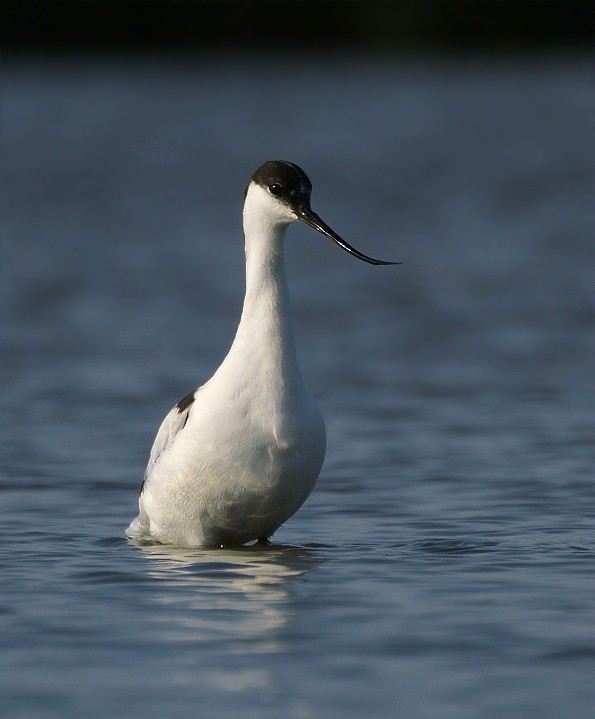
[1,55,593,719]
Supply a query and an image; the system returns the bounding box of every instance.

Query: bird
[126,160,396,548]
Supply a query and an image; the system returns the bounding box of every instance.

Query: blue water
[1,55,593,719]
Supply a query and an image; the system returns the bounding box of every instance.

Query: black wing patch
[176,391,195,424]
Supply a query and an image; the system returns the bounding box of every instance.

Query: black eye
[268,184,282,196]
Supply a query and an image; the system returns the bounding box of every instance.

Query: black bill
[297,206,398,266]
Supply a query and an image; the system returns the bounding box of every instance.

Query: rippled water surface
[1,55,593,718]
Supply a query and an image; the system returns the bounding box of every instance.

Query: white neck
[218,184,302,386]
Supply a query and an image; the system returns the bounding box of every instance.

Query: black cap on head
[247,160,312,205]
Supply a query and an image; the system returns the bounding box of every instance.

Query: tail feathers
[126,513,151,541]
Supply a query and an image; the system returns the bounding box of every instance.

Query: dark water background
[1,55,593,718]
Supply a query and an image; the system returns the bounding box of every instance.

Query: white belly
[134,390,326,547]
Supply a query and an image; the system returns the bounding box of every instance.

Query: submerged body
[127,161,395,547]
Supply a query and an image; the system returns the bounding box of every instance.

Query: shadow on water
[126,540,324,646]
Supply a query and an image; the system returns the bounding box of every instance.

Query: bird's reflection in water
[131,541,323,652]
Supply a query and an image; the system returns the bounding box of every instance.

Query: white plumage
[126,161,395,548]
